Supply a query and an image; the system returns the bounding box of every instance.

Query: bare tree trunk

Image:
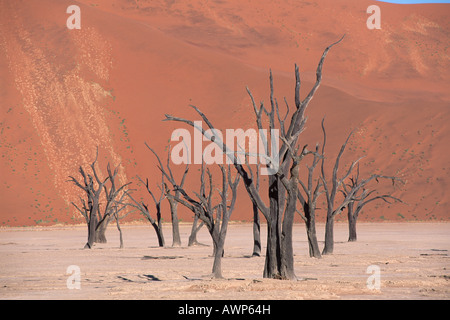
[305,211,321,258]
[114,209,124,249]
[252,164,262,257]
[156,204,164,246]
[188,214,204,246]
[292,141,323,259]
[264,221,280,278]
[85,208,98,249]
[95,218,110,244]
[212,236,224,279]
[211,213,228,279]
[150,221,165,247]
[263,176,282,278]
[150,203,165,247]
[347,202,357,242]
[168,199,182,247]
[278,157,304,280]
[279,192,296,280]
[117,225,124,249]
[252,202,261,257]
[322,214,334,255]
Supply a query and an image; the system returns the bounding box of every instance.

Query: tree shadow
[141,255,183,260]
[140,274,162,281]
[117,274,162,282]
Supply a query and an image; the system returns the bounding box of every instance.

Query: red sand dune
[0,0,449,226]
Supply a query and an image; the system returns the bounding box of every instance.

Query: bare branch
[300,34,346,109]
[164,108,270,219]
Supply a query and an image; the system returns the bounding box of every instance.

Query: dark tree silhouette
[159,144,189,247]
[294,142,323,259]
[126,174,166,247]
[343,164,403,242]
[144,144,205,247]
[163,35,345,279]
[320,120,401,255]
[161,160,240,279]
[251,163,262,257]
[188,214,205,247]
[69,149,131,249]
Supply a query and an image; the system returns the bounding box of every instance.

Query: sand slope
[0,0,449,226]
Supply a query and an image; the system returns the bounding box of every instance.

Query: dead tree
[162,160,240,279]
[157,144,189,247]
[114,205,124,249]
[163,35,345,279]
[188,214,205,246]
[251,163,262,257]
[320,120,401,255]
[97,163,131,243]
[294,143,323,259]
[144,143,205,247]
[126,174,165,247]
[211,165,240,278]
[280,134,324,262]
[108,190,132,249]
[69,150,131,249]
[166,183,183,247]
[343,165,403,242]
[277,143,312,279]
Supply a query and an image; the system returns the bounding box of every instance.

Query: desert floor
[0,222,448,300]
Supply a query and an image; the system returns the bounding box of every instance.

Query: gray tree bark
[164,36,345,278]
[69,149,131,249]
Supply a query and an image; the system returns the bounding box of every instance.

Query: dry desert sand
[0,222,449,300]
